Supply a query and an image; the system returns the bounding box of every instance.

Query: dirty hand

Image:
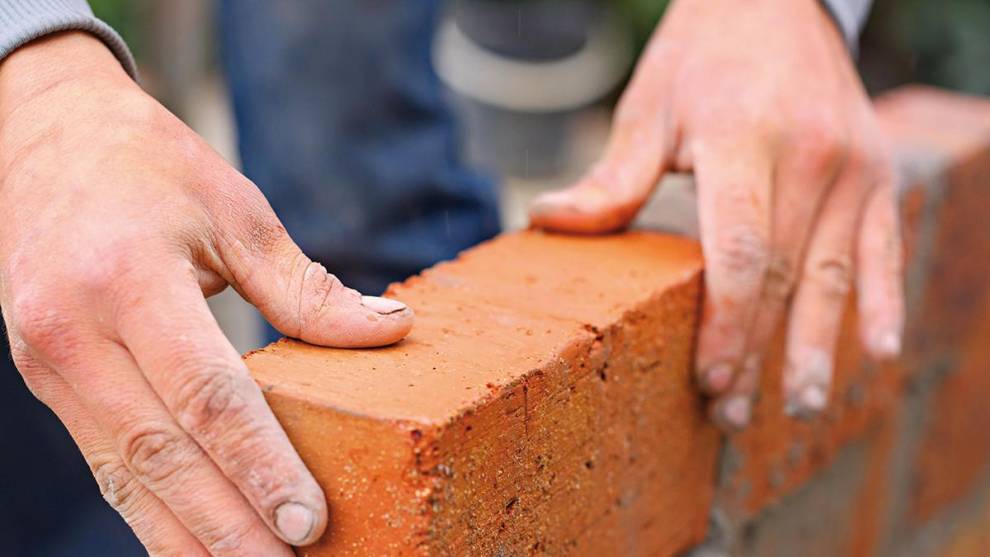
[0,32,413,555]
[530,0,903,430]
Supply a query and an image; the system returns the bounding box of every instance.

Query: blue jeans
[220,1,500,343]
[0,2,498,555]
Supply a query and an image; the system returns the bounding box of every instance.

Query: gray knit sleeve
[821,0,874,53]
[0,0,136,79]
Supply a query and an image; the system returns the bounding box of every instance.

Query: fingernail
[800,384,828,412]
[785,384,828,419]
[872,330,902,359]
[530,192,572,216]
[703,363,733,393]
[361,295,408,315]
[720,396,752,430]
[275,502,316,544]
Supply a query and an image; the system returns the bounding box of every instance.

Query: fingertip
[784,384,829,420]
[360,296,415,346]
[529,189,578,218]
[710,395,752,433]
[865,328,902,361]
[528,184,639,234]
[695,316,748,394]
[360,295,409,316]
[296,294,414,349]
[859,295,904,362]
[699,362,734,395]
[274,501,326,546]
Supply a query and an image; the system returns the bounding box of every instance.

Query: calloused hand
[0,32,413,555]
[530,0,903,430]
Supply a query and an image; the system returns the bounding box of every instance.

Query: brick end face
[245,87,990,556]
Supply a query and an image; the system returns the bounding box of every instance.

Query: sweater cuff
[820,0,873,55]
[0,0,137,79]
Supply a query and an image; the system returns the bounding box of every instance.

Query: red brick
[718,86,990,525]
[876,87,990,524]
[932,499,990,557]
[717,304,903,516]
[247,232,720,556]
[242,85,990,556]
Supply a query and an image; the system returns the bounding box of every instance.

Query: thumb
[529,86,671,234]
[216,212,414,348]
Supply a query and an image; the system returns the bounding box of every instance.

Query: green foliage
[88,0,138,54]
[891,0,990,94]
[613,0,669,50]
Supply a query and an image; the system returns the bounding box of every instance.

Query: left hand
[530,0,904,430]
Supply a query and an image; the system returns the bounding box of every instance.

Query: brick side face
[244,87,990,557]
[248,233,720,555]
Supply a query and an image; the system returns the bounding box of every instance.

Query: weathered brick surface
[244,86,990,556]
[930,493,990,557]
[717,309,902,517]
[702,86,990,557]
[878,87,990,525]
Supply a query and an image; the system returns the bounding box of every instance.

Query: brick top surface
[246,231,702,425]
[877,85,990,160]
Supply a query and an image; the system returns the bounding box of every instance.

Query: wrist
[0,31,132,120]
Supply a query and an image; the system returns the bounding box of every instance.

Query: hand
[0,33,413,555]
[530,0,903,430]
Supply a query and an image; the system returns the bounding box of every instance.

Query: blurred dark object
[437,0,632,177]
[859,0,990,95]
[454,0,602,60]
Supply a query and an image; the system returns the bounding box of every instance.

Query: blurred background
[87,0,990,352]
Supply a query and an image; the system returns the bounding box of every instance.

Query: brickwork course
[244,86,990,556]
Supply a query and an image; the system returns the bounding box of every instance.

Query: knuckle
[73,247,141,296]
[808,254,854,300]
[866,151,895,186]
[172,365,252,436]
[121,427,192,487]
[295,262,346,332]
[200,521,255,555]
[711,225,769,283]
[844,141,892,187]
[92,460,144,515]
[802,135,847,175]
[763,253,798,303]
[792,121,848,175]
[11,293,75,355]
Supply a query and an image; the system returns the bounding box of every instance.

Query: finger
[709,354,762,432]
[14,355,209,556]
[718,131,847,424]
[529,70,671,233]
[783,158,877,417]
[857,178,904,359]
[692,135,774,395]
[49,338,294,556]
[114,266,327,547]
[210,194,413,347]
[741,131,846,376]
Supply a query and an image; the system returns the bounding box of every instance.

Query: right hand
[0,32,414,556]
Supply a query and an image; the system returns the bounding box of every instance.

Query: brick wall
[244,86,990,556]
